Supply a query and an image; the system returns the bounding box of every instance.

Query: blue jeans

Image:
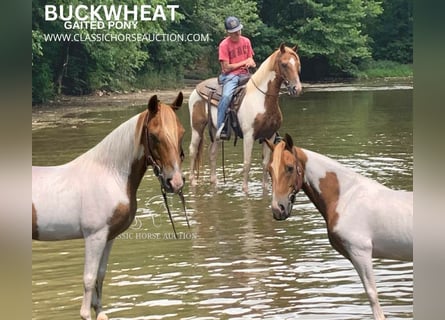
[217,74,240,129]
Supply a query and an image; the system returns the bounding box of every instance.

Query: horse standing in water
[188,44,302,193]
[266,134,413,320]
[32,93,185,320]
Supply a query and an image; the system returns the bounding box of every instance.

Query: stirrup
[219,131,230,140]
[274,132,283,144]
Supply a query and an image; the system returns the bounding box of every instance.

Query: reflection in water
[32,86,412,319]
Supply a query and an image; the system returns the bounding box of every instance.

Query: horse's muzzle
[285,80,302,96]
[161,171,184,194]
[271,200,292,221]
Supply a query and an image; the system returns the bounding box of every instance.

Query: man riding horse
[215,16,256,140]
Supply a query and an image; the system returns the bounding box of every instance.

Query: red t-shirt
[218,36,254,75]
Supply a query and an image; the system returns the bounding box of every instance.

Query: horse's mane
[250,46,299,88]
[74,111,146,173]
[302,148,382,187]
[250,49,278,84]
[73,104,179,174]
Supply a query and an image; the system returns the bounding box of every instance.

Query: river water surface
[32,82,413,319]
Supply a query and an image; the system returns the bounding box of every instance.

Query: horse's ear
[148,95,159,114]
[171,91,183,110]
[292,44,298,52]
[264,138,275,152]
[284,133,294,151]
[279,42,286,54]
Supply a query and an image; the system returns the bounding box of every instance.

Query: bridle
[288,160,304,207]
[143,114,164,182]
[250,52,300,97]
[142,112,189,238]
[277,146,304,212]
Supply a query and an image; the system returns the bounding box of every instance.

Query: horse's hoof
[190,178,197,187]
[97,312,108,320]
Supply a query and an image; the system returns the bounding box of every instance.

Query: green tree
[258,0,382,78]
[366,0,413,63]
[32,0,412,104]
[32,0,176,103]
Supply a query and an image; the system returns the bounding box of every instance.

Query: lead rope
[156,167,190,239]
[159,181,190,239]
[160,186,178,239]
[178,190,191,229]
[147,154,179,239]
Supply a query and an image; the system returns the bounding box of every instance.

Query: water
[32,84,413,319]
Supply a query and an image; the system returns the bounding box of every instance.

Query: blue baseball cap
[225,16,243,33]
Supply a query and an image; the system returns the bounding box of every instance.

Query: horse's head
[266,134,304,220]
[143,92,185,194]
[276,43,302,96]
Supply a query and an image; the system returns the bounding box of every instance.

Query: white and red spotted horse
[32,93,185,320]
[266,133,413,320]
[188,44,302,193]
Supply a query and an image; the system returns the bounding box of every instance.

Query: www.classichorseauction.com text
[43,4,210,43]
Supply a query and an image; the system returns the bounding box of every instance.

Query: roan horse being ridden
[188,43,302,193]
[266,133,413,320]
[32,93,186,320]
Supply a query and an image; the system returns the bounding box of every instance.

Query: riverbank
[32,87,196,130]
[32,77,412,130]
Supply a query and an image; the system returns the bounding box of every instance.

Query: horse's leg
[261,133,275,193]
[92,239,114,320]
[80,229,108,320]
[349,245,386,320]
[189,127,203,187]
[242,134,255,193]
[209,137,219,184]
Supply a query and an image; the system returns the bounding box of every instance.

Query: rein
[250,56,295,97]
[143,113,190,239]
[250,74,290,98]
[250,77,279,97]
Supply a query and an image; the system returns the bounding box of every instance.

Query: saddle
[195,75,250,142]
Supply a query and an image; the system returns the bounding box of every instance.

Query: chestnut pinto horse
[266,134,413,320]
[32,93,185,320]
[188,44,302,192]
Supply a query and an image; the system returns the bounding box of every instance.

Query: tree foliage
[366,0,413,63]
[32,0,175,102]
[32,0,412,104]
[257,0,383,78]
